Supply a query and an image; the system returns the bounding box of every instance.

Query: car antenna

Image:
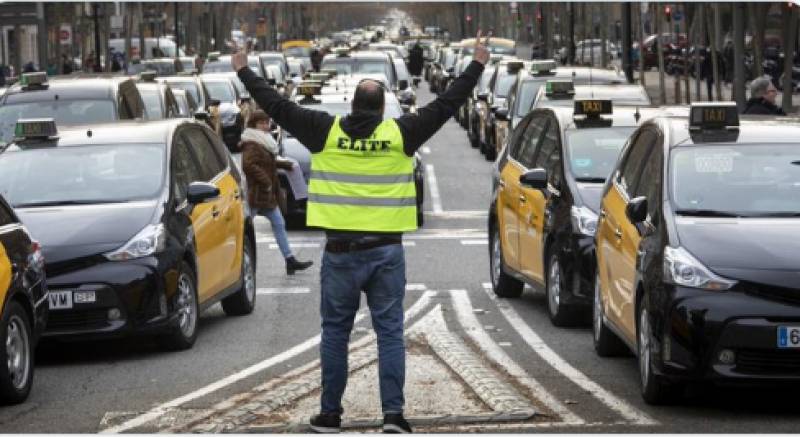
[634,106,641,123]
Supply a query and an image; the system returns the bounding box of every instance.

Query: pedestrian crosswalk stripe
[268,242,320,249]
[460,239,488,245]
[257,288,310,295]
[405,283,427,291]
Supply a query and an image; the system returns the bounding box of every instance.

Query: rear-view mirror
[626,196,648,224]
[519,168,548,190]
[187,182,220,205]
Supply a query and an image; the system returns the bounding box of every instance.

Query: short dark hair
[247,109,270,128]
[352,80,385,115]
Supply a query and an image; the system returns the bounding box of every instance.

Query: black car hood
[16,201,158,264]
[675,217,800,289]
[576,183,604,212]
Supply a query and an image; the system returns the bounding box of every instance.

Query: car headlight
[571,206,598,236]
[220,111,238,127]
[105,224,167,261]
[663,246,737,291]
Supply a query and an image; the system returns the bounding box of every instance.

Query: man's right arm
[237,67,333,153]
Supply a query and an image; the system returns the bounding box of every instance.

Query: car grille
[735,349,800,375]
[744,283,800,307]
[47,309,109,332]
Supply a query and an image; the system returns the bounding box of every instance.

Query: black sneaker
[309,413,341,433]
[383,413,412,433]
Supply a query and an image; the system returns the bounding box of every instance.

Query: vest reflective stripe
[307,116,417,232]
[310,170,414,184]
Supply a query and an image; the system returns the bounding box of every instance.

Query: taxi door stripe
[480,284,658,425]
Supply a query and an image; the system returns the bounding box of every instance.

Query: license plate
[48,291,73,310]
[778,326,800,348]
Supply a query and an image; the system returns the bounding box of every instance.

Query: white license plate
[777,326,800,348]
[48,291,73,310]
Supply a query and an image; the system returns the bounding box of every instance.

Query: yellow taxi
[0,193,47,404]
[0,119,255,350]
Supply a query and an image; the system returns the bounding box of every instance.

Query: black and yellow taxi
[478,59,525,160]
[593,103,800,404]
[488,99,675,326]
[532,80,651,110]
[0,72,145,146]
[0,192,46,405]
[0,119,256,350]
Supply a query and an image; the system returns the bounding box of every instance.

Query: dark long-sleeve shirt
[237,60,484,156]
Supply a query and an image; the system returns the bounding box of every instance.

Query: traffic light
[665,6,672,22]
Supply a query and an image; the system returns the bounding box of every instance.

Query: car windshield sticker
[573,158,592,168]
[694,152,737,173]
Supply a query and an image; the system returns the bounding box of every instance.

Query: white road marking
[425,164,443,214]
[101,292,436,433]
[402,241,416,247]
[460,239,488,245]
[421,146,431,154]
[256,229,488,245]
[268,242,320,249]
[479,284,658,425]
[425,210,488,219]
[405,283,427,291]
[257,288,310,295]
[449,289,584,425]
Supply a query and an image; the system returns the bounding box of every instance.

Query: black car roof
[5,119,199,150]
[1,77,130,104]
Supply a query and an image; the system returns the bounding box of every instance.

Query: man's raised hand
[231,42,248,72]
[473,29,492,65]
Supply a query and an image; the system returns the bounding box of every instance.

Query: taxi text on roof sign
[530,59,557,73]
[574,99,613,117]
[298,81,323,97]
[20,72,48,88]
[14,119,58,140]
[689,102,739,130]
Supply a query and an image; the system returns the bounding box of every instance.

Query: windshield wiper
[14,199,125,208]
[575,177,606,183]
[675,209,743,218]
[744,212,800,218]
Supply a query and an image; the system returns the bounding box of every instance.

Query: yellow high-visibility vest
[307,116,417,232]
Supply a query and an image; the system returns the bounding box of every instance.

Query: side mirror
[477,92,489,101]
[187,182,220,205]
[398,79,409,90]
[495,108,509,121]
[519,168,548,190]
[446,67,454,73]
[208,98,221,107]
[193,110,211,121]
[625,196,648,224]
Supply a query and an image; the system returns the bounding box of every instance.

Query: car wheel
[490,224,523,298]
[638,294,682,404]
[222,238,257,316]
[159,261,199,351]
[0,301,33,405]
[546,252,579,327]
[592,273,627,356]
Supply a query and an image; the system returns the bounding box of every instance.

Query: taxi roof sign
[689,102,739,130]
[321,68,338,78]
[20,72,48,89]
[545,80,575,96]
[530,59,557,73]
[309,72,330,82]
[207,51,221,61]
[574,99,612,117]
[297,81,323,97]
[139,70,157,82]
[14,118,58,141]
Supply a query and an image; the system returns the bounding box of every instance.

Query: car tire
[490,224,523,298]
[592,273,627,357]
[159,261,199,351]
[0,301,33,405]
[222,238,257,316]
[638,293,682,404]
[546,252,579,327]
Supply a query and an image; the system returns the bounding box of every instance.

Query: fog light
[108,308,121,321]
[718,349,735,365]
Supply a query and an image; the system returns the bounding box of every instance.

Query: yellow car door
[597,130,655,340]
[0,241,10,312]
[517,115,552,283]
[498,160,523,272]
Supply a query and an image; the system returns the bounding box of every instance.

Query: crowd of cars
[450,42,800,404]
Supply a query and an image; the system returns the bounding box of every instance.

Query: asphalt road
[2,82,800,433]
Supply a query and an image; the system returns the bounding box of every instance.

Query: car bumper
[43,254,181,340]
[655,286,800,384]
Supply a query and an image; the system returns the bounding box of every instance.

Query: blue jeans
[257,207,292,259]
[319,243,406,415]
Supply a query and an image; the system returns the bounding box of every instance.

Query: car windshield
[135,62,176,76]
[284,47,310,57]
[670,144,800,217]
[479,68,495,93]
[321,59,390,78]
[165,81,201,105]
[0,100,117,145]
[515,80,547,116]
[565,127,635,181]
[286,99,402,137]
[174,93,190,116]
[0,144,165,207]
[495,73,517,98]
[139,88,163,120]
[202,61,233,73]
[204,81,235,103]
